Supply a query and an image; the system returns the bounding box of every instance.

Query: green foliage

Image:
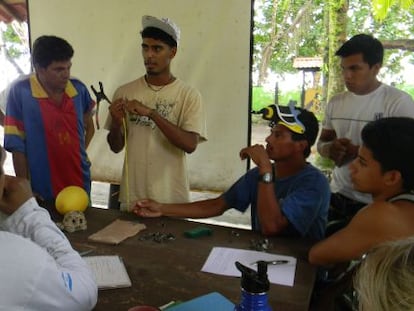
[252,87,274,111]
[252,86,301,111]
[2,24,26,58]
[253,0,326,75]
[255,0,414,85]
[313,153,335,170]
[3,25,20,43]
[371,0,414,21]
[397,84,414,98]
[348,0,414,77]
[312,154,335,181]
[279,90,301,106]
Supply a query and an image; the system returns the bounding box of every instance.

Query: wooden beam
[0,0,25,23]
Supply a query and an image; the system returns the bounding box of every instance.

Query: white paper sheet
[201,247,297,286]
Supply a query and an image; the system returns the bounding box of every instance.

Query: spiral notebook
[83,255,132,289]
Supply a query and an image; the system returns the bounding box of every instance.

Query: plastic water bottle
[234,261,272,311]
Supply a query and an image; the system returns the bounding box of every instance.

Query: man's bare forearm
[150,110,198,153]
[84,114,95,148]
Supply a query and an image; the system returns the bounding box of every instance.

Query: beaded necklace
[145,74,175,92]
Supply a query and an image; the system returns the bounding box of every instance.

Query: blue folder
[166,292,235,311]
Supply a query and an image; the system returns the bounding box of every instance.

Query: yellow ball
[55,186,89,215]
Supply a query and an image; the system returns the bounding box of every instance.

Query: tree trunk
[326,0,348,101]
[257,0,313,87]
[257,0,278,86]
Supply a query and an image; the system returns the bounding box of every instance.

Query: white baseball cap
[142,15,180,46]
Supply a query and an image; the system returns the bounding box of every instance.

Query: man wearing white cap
[106,16,207,210]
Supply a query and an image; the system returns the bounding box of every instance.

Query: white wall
[28,0,253,191]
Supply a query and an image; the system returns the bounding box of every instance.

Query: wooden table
[67,207,317,311]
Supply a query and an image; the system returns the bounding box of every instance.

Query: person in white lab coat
[0,144,97,311]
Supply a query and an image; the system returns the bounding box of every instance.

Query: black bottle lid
[235,261,270,293]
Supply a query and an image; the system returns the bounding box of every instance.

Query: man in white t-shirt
[318,34,414,228]
[0,145,98,310]
[106,15,207,210]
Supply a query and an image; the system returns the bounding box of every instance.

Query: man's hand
[343,142,359,164]
[132,199,163,217]
[109,98,126,125]
[0,176,33,215]
[240,144,272,171]
[328,138,359,167]
[326,138,354,167]
[125,100,152,117]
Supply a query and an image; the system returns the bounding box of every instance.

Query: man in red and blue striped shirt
[4,35,95,219]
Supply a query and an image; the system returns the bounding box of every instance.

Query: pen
[159,301,181,310]
[250,260,289,265]
[79,249,94,256]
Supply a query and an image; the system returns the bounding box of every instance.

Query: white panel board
[28,0,252,191]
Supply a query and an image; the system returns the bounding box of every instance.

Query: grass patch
[252,86,301,111]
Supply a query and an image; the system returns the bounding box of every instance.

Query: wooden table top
[66,207,317,311]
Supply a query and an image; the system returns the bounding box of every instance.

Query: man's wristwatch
[258,172,274,184]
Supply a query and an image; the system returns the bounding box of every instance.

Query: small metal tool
[250,238,271,251]
[91,81,112,129]
[250,259,289,266]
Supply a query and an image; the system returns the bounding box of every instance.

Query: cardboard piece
[88,219,146,244]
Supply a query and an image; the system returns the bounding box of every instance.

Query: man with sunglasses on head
[132,103,330,240]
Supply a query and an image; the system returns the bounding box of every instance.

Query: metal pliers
[91,81,112,129]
